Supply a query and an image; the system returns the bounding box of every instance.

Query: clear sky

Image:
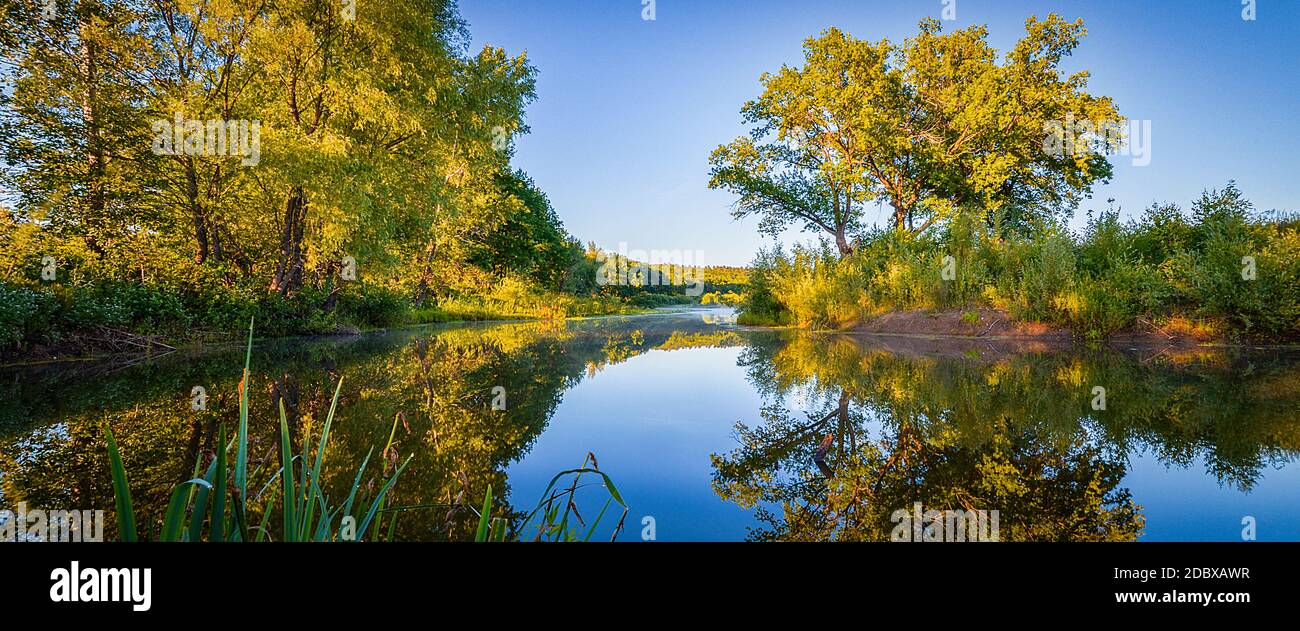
[460,0,1300,266]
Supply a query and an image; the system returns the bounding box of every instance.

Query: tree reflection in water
[711,334,1300,541]
[2,312,1297,541]
[0,314,740,540]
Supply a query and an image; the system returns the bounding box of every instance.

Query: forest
[0,0,741,360]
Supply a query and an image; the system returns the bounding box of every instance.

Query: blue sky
[461,0,1300,266]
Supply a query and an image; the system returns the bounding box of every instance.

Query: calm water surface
[3,307,1298,541]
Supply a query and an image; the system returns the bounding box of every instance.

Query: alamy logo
[1,503,104,542]
[49,561,151,612]
[151,113,261,166]
[595,243,706,297]
[1042,113,1151,167]
[890,502,999,542]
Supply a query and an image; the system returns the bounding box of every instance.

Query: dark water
[2,307,1298,541]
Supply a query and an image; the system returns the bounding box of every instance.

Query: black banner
[3,542,1287,619]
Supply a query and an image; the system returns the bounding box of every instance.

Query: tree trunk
[834,227,853,257]
[892,199,908,233]
[186,161,209,263]
[207,166,225,262]
[320,260,341,313]
[412,237,438,307]
[211,217,223,261]
[79,11,106,255]
[270,186,308,295]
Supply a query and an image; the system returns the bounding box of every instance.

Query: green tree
[468,170,574,290]
[709,15,1120,250]
[0,0,159,256]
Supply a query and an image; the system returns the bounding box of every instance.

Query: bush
[0,283,43,347]
[1255,226,1300,332]
[736,247,790,325]
[115,283,192,329]
[339,285,409,328]
[734,183,1300,340]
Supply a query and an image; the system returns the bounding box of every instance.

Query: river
[3,307,1298,541]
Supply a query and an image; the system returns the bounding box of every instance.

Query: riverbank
[0,281,655,365]
[0,304,695,367]
[0,318,495,367]
[736,187,1300,345]
[742,307,1300,350]
[851,308,1257,347]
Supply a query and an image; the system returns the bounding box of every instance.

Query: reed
[104,319,410,541]
[104,319,627,542]
[473,453,628,542]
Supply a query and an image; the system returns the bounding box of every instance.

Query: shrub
[1011,230,1077,321]
[0,283,43,347]
[339,285,409,328]
[737,247,791,326]
[1252,224,1300,333]
[734,184,1298,340]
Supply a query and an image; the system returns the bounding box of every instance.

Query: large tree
[0,0,160,255]
[1,0,542,304]
[709,15,1120,253]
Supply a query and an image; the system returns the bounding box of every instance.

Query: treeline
[572,249,748,307]
[0,0,656,356]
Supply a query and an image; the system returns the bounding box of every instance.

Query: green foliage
[0,283,47,347]
[735,248,789,326]
[0,0,617,355]
[710,16,1119,248]
[338,285,410,328]
[468,171,578,291]
[474,454,628,542]
[700,291,743,306]
[1163,184,1268,327]
[737,185,1300,339]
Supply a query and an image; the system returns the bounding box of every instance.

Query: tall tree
[143,0,266,268]
[708,27,890,256]
[710,15,1120,252]
[1,0,159,256]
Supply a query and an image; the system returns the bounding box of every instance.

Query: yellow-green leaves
[712,15,1121,243]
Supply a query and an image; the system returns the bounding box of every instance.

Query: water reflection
[1,309,1297,541]
[715,334,1300,541]
[0,312,743,540]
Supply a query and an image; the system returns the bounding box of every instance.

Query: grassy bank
[0,277,739,362]
[0,223,747,361]
[738,185,1300,342]
[0,275,647,361]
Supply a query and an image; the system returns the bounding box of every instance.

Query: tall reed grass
[473,453,628,542]
[104,320,410,541]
